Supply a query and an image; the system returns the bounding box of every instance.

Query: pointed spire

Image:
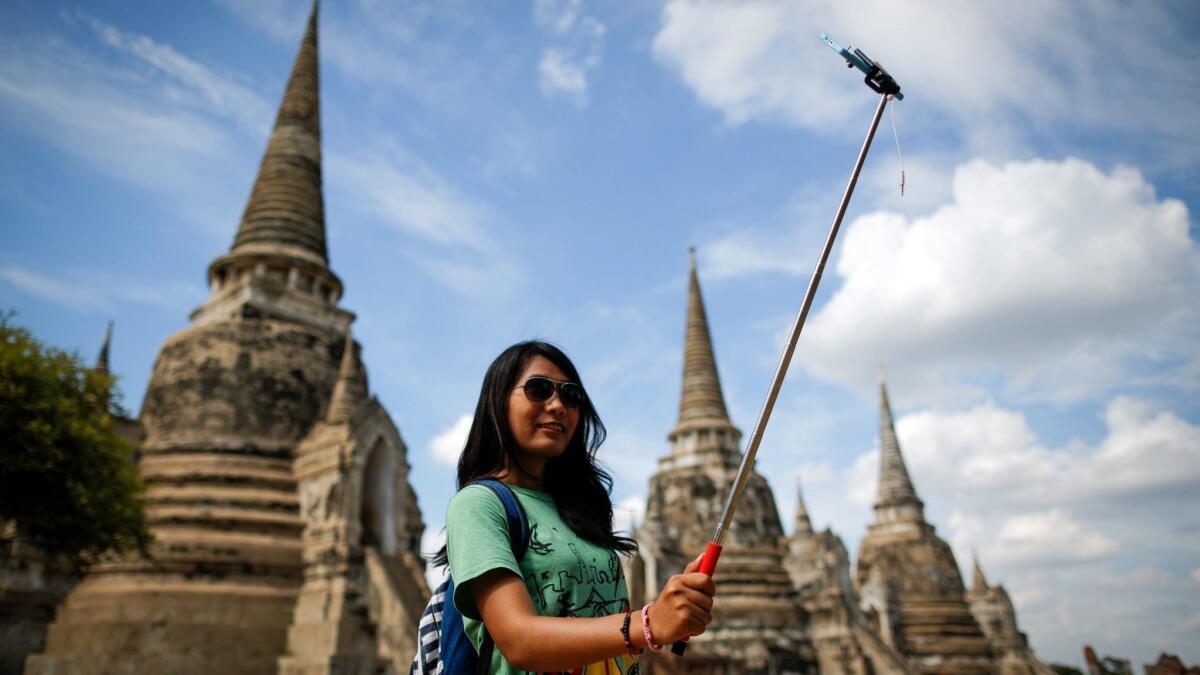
[230,1,327,266]
[793,476,814,538]
[874,373,924,519]
[326,330,367,424]
[972,554,989,592]
[95,320,113,373]
[676,247,731,426]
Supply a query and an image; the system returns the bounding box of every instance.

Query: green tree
[0,313,150,561]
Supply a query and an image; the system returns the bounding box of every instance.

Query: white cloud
[992,509,1119,564]
[653,1,854,130]
[701,228,809,280]
[534,2,604,107]
[539,49,589,104]
[841,394,1198,574]
[416,256,523,300]
[652,1,1199,144]
[0,14,263,235]
[898,397,1200,508]
[328,145,525,298]
[209,0,301,42]
[597,428,662,492]
[0,266,110,314]
[837,394,1200,663]
[796,462,832,483]
[0,43,233,188]
[428,414,472,466]
[1098,567,1174,589]
[1191,568,1200,587]
[534,0,583,34]
[331,150,493,253]
[844,448,878,509]
[696,146,956,288]
[613,494,646,536]
[797,158,1198,403]
[1082,397,1200,499]
[0,265,205,315]
[214,0,526,127]
[71,10,272,136]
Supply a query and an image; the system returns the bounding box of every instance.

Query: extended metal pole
[672,92,891,655]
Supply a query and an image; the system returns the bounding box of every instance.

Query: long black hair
[433,340,637,567]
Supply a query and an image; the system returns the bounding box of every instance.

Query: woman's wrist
[620,605,642,655]
[641,603,664,652]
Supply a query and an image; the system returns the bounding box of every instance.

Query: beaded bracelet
[621,605,642,655]
[641,604,663,652]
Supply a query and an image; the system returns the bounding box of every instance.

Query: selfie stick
[671,33,903,656]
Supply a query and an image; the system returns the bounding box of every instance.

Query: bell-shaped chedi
[966,558,1055,675]
[27,6,426,674]
[783,479,912,675]
[855,377,996,674]
[652,249,780,550]
[635,249,813,675]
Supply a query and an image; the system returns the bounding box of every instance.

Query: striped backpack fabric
[411,480,530,675]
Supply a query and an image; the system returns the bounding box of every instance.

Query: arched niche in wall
[360,437,397,555]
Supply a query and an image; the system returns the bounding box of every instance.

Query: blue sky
[2,0,1198,667]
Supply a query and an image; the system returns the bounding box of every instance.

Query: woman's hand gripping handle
[667,540,720,653]
[643,543,720,656]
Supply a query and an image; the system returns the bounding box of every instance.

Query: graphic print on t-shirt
[528,523,554,555]
[525,542,625,617]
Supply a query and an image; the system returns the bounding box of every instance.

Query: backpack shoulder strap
[469,479,530,560]
[461,480,531,675]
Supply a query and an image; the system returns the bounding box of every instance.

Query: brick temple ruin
[6,5,1053,674]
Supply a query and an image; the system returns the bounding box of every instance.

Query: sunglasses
[515,376,586,409]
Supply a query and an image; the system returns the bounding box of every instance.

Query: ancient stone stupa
[967,558,1054,675]
[854,379,995,674]
[26,5,428,674]
[783,481,911,675]
[632,251,812,674]
[619,253,1054,675]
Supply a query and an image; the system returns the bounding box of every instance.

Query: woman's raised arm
[470,556,715,672]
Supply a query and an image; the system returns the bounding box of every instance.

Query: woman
[436,341,715,675]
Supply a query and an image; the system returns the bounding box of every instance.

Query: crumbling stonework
[0,525,76,675]
[24,6,428,674]
[633,255,1051,675]
[967,560,1052,675]
[1143,653,1200,675]
[634,252,812,675]
[855,381,996,675]
[784,488,910,675]
[279,334,427,674]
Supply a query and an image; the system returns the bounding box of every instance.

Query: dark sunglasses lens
[559,383,584,408]
[523,377,555,402]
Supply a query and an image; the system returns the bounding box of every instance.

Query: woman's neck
[494,465,544,491]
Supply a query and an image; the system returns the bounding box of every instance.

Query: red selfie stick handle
[670,541,723,655]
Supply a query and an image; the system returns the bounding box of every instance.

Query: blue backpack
[411,480,530,675]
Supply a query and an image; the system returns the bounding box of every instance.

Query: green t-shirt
[446,483,640,675]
